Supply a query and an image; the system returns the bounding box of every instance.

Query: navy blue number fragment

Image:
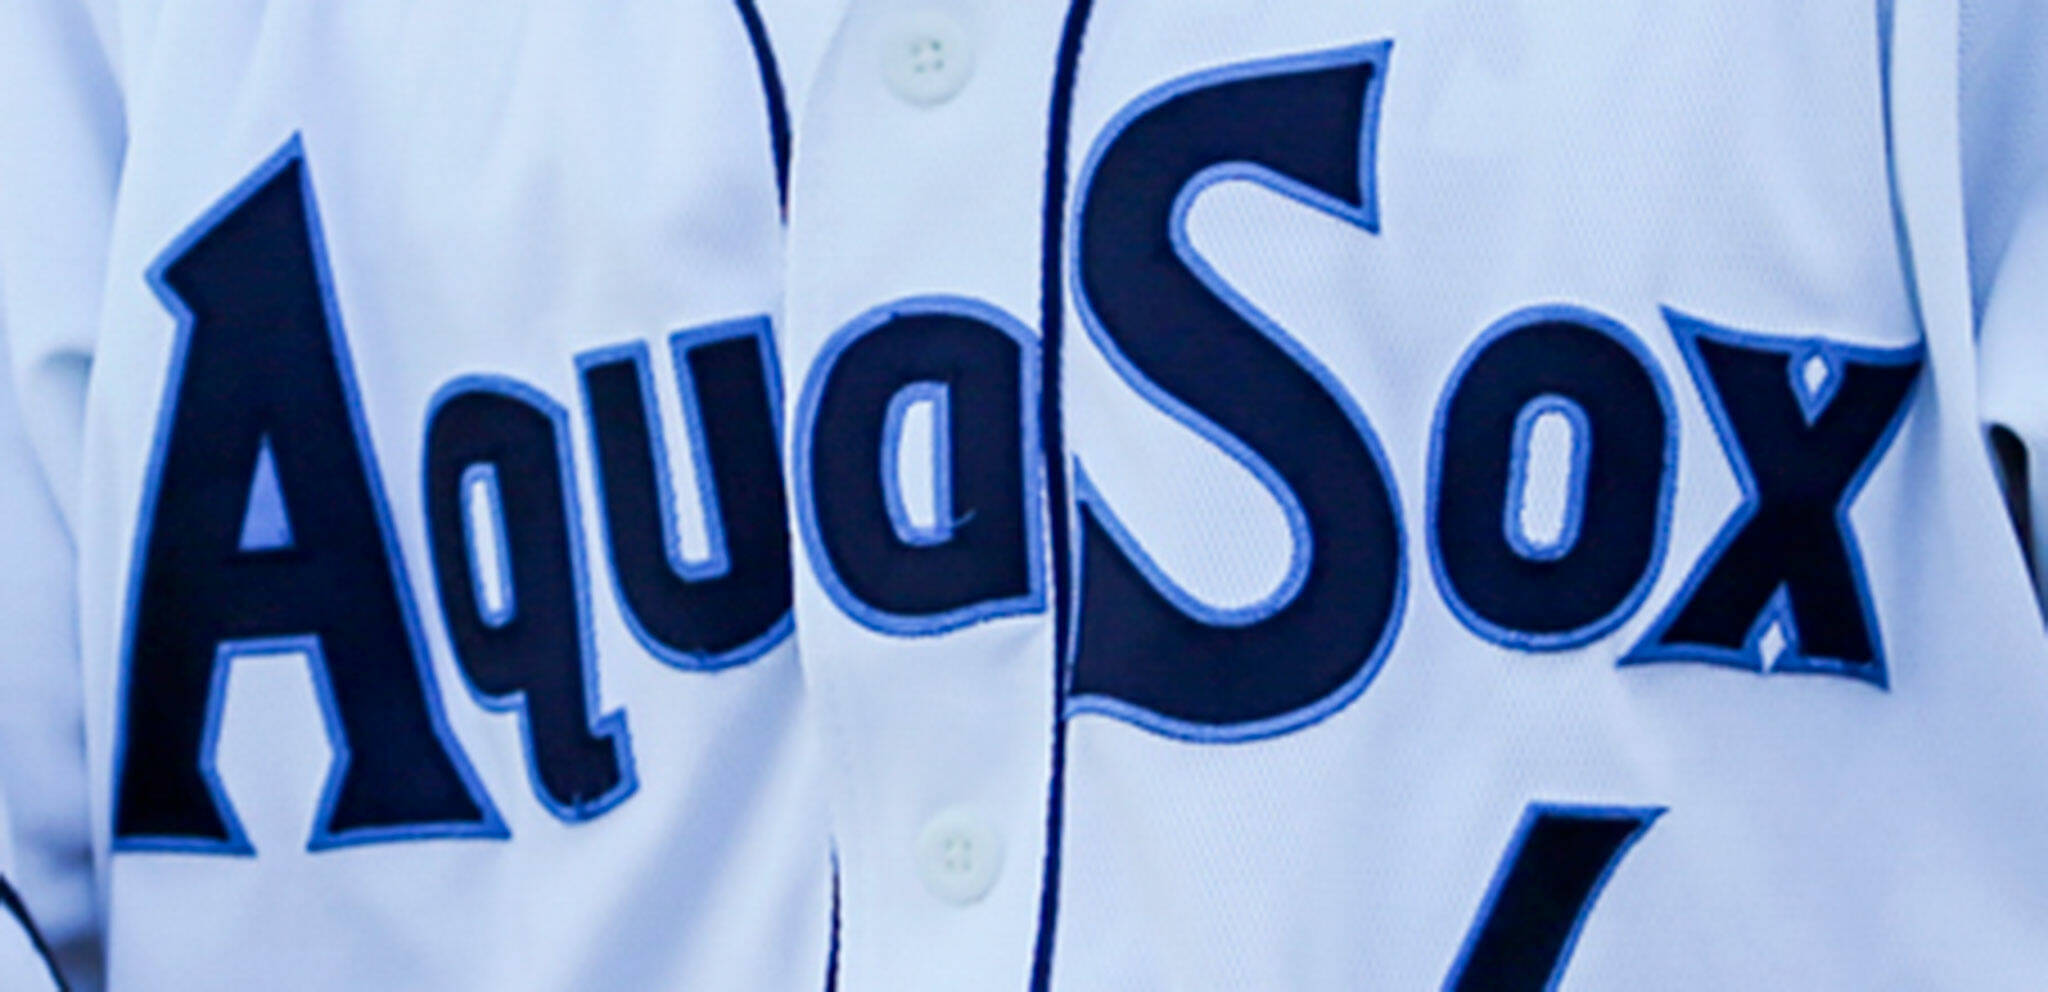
[1431,308,1675,649]
[117,140,500,853]
[1446,804,1661,992]
[424,378,635,821]
[1065,43,1404,740]
[795,298,1044,634]
[1632,310,1923,685]
[578,318,792,669]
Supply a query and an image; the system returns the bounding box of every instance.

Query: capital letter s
[1067,43,1405,741]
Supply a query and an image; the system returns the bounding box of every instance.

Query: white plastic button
[881,9,975,107]
[916,806,1003,905]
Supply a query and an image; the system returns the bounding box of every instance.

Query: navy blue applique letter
[794,298,1045,635]
[117,140,500,853]
[1630,310,1922,686]
[1065,43,1405,740]
[578,318,792,668]
[425,377,636,822]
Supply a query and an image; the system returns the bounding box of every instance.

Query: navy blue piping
[0,874,65,991]
[732,0,793,213]
[1031,1,1097,988]
[1872,0,1928,347]
[824,852,840,991]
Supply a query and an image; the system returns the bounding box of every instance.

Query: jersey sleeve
[0,306,94,990]
[0,0,123,526]
[0,0,129,985]
[1964,0,2048,595]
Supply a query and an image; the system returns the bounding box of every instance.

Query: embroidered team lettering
[119,144,504,853]
[122,44,1924,853]
[117,142,791,852]
[793,42,1924,741]
[1627,310,1923,686]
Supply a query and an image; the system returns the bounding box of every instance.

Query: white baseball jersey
[5,0,2048,990]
